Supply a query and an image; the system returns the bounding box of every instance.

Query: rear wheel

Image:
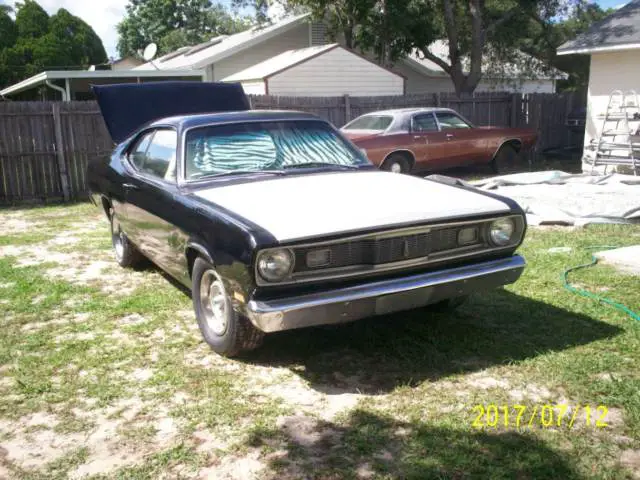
[381,153,411,174]
[491,144,520,174]
[110,210,144,268]
[192,257,264,357]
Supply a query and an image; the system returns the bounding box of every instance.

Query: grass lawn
[0,203,639,479]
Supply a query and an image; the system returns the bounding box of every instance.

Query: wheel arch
[492,138,523,160]
[185,241,214,278]
[100,195,112,220]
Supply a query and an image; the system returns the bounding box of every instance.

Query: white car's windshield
[185,120,368,180]
[343,115,393,131]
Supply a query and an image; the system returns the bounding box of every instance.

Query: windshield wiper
[191,169,285,180]
[282,162,359,170]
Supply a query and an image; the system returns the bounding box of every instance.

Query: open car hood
[92,81,250,144]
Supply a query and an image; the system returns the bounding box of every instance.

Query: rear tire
[192,257,264,357]
[491,144,520,174]
[110,211,144,268]
[381,153,411,174]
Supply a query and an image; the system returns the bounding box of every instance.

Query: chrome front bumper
[245,255,526,333]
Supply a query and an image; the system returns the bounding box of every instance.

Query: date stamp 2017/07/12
[471,404,608,429]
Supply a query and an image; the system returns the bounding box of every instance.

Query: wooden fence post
[510,93,518,128]
[52,103,70,202]
[343,94,351,123]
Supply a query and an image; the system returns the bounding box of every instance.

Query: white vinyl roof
[222,44,342,81]
[134,13,311,71]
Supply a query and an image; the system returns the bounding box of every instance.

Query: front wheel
[192,257,264,357]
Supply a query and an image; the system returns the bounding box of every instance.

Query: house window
[310,22,327,46]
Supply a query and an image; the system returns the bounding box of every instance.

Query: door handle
[122,183,139,190]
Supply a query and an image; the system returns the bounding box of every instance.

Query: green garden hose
[562,246,640,322]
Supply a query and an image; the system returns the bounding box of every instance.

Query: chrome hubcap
[200,270,228,336]
[112,221,124,261]
[390,162,402,173]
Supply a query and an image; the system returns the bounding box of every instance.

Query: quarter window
[129,129,178,182]
[129,132,154,170]
[435,112,472,130]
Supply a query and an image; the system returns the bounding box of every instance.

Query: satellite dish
[143,43,158,62]
[88,65,96,71]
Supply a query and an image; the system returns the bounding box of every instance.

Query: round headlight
[257,249,294,282]
[489,218,515,246]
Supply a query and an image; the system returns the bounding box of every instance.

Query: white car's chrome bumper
[245,255,526,332]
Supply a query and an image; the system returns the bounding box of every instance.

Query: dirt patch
[0,397,181,478]
[198,447,266,480]
[466,375,510,390]
[1,216,43,235]
[620,450,640,478]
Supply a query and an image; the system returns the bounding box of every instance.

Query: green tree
[0,7,18,50]
[116,0,250,58]
[516,3,613,91]
[14,0,48,38]
[0,0,108,90]
[48,8,107,67]
[246,0,597,95]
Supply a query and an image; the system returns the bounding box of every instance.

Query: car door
[122,128,186,278]
[409,112,450,171]
[434,111,485,166]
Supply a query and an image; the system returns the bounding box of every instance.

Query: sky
[0,0,628,60]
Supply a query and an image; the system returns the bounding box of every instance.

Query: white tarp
[461,171,640,226]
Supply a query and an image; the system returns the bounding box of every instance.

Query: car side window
[129,129,178,182]
[129,132,154,170]
[145,130,178,181]
[411,114,438,133]
[435,112,471,130]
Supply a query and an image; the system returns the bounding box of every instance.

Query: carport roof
[0,69,205,100]
[558,0,640,55]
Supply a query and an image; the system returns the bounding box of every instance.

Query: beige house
[134,13,560,95]
[558,0,640,172]
[222,44,404,96]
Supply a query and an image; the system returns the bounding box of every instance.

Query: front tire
[381,153,411,174]
[110,211,144,268]
[192,257,264,357]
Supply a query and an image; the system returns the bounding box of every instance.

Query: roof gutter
[45,80,68,101]
[558,42,640,56]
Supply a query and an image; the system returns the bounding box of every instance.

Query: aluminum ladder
[591,89,639,175]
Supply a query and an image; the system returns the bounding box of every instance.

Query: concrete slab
[594,246,640,276]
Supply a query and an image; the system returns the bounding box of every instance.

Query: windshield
[185,120,369,180]
[343,115,393,131]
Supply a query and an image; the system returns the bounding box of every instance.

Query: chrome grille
[294,227,467,273]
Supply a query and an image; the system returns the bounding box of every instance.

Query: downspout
[45,80,68,101]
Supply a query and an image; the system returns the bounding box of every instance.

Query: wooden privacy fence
[0,101,112,205]
[0,91,585,205]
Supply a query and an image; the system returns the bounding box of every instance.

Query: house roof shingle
[557,0,640,55]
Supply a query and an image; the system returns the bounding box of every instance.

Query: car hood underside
[194,171,512,243]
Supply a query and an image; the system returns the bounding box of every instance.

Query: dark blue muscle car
[89,82,526,357]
